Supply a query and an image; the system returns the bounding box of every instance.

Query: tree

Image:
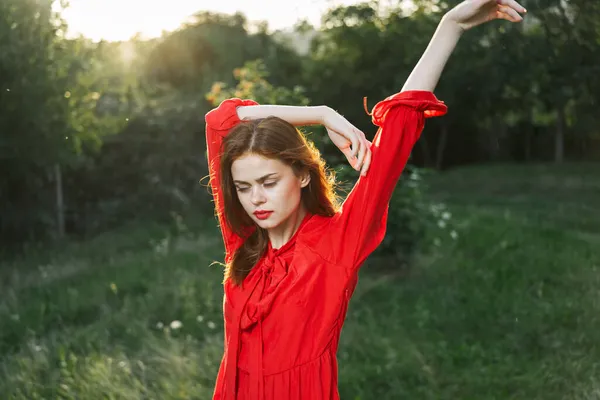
[0,0,73,245]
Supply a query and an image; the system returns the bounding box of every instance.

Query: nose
[250,186,266,205]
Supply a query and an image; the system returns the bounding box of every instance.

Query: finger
[327,126,353,153]
[497,5,523,22]
[340,147,355,167]
[496,0,527,14]
[354,141,364,171]
[360,142,372,176]
[349,134,359,159]
[352,129,365,168]
[356,134,370,175]
[334,126,357,158]
[355,132,367,171]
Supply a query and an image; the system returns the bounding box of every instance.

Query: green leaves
[2,1,600,251]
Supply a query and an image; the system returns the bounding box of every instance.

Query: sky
[56,0,367,42]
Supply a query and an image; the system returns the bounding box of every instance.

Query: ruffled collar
[239,212,312,328]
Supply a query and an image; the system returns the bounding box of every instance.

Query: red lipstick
[253,210,273,220]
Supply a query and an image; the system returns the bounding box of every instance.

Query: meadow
[2,163,599,400]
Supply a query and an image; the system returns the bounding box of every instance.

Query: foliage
[2,1,600,397]
[2,164,600,398]
[2,0,600,255]
[378,165,458,264]
[145,12,304,91]
[336,162,457,268]
[206,60,309,107]
[306,0,600,165]
[0,0,82,245]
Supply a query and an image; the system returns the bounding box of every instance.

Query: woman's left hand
[444,0,527,31]
[322,108,372,176]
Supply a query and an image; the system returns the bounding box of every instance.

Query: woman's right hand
[444,0,526,31]
[322,107,372,176]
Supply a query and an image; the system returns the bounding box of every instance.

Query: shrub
[336,163,458,270]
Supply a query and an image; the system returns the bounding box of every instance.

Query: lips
[253,210,273,220]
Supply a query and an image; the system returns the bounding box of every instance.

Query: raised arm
[323,0,526,272]
[205,98,258,262]
[403,0,526,92]
[238,104,373,177]
[206,100,365,261]
[400,18,463,92]
[237,104,329,125]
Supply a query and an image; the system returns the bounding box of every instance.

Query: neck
[268,206,308,250]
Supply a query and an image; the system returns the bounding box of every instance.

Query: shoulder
[296,214,339,262]
[293,214,355,282]
[205,98,259,132]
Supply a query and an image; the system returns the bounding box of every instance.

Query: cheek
[270,181,302,208]
[236,192,253,212]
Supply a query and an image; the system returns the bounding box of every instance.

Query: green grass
[2,162,600,399]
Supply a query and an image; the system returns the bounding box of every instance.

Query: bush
[206,59,309,108]
[336,163,458,270]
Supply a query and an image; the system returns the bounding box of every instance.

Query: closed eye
[235,181,277,192]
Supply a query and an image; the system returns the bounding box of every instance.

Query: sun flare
[56,0,364,42]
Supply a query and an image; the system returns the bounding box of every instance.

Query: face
[231,153,310,230]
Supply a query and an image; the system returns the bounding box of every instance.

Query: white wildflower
[442,211,452,220]
[207,321,216,330]
[196,315,204,323]
[450,230,458,240]
[156,322,164,329]
[170,320,183,330]
[437,220,446,229]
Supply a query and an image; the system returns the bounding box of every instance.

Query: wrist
[440,14,466,35]
[318,105,334,125]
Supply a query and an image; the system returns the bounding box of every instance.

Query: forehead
[231,153,291,181]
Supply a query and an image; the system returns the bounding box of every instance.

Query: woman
[205,1,526,398]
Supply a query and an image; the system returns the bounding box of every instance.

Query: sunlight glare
[57,0,364,42]
[120,41,136,64]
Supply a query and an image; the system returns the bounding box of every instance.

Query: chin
[252,214,283,230]
[254,219,278,229]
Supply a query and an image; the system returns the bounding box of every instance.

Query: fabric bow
[240,251,289,330]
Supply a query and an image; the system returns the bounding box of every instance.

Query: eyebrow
[233,173,278,185]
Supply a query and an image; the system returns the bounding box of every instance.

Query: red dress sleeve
[328,90,447,271]
[205,98,259,262]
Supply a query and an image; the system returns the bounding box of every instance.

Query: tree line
[1,0,598,251]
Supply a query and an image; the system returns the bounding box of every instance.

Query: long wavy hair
[220,116,339,285]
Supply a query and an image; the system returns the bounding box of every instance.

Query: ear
[299,171,311,188]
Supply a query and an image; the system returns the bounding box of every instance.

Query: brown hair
[220,116,339,285]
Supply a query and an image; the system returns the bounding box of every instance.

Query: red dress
[205,90,447,400]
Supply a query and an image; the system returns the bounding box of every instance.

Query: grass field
[2,162,600,399]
